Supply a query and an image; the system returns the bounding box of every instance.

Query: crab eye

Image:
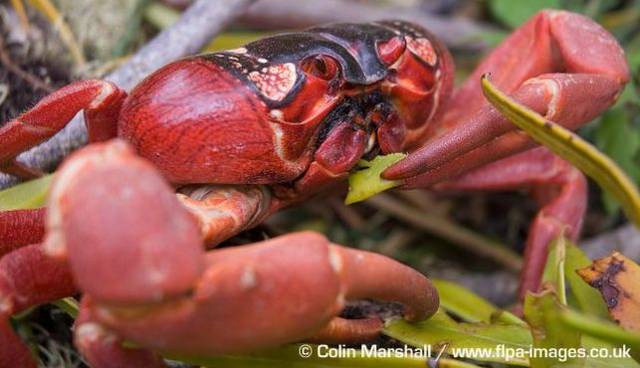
[301,55,339,80]
[377,37,406,66]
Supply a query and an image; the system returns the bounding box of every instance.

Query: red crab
[0,10,629,367]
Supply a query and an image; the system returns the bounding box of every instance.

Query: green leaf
[524,291,583,367]
[481,75,640,228]
[582,336,640,368]
[541,237,567,305]
[560,308,640,362]
[595,108,640,214]
[433,279,525,325]
[51,298,79,318]
[205,32,270,52]
[383,310,532,366]
[344,153,405,205]
[143,2,179,29]
[489,0,561,28]
[563,241,610,318]
[169,344,431,368]
[0,175,52,210]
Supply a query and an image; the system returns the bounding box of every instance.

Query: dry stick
[239,0,497,50]
[0,35,54,93]
[329,197,367,231]
[0,0,255,189]
[366,193,523,272]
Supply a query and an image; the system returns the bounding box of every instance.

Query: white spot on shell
[405,36,437,66]
[269,109,284,120]
[240,267,258,289]
[248,63,297,102]
[228,47,247,54]
[257,58,268,64]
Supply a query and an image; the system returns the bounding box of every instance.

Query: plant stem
[366,193,523,272]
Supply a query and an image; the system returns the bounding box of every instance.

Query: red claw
[48,141,437,360]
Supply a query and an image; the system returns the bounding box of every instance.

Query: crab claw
[79,233,437,356]
[44,139,206,304]
[47,140,437,359]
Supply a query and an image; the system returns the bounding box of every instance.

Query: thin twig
[0,34,54,93]
[329,197,367,231]
[366,193,523,272]
[29,0,87,67]
[0,0,255,189]
[10,0,30,30]
[376,228,416,257]
[239,0,498,50]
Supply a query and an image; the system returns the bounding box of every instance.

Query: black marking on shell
[198,21,440,108]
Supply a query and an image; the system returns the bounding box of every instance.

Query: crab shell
[117,20,454,185]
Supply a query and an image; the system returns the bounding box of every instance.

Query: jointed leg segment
[0,80,126,179]
[383,10,627,297]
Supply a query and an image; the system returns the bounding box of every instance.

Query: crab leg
[0,243,76,367]
[0,209,45,257]
[435,147,587,297]
[0,317,36,368]
[0,80,126,179]
[384,10,629,182]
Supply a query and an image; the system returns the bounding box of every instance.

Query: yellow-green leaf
[433,279,525,325]
[205,32,270,52]
[0,175,52,210]
[168,344,432,368]
[345,153,405,205]
[52,297,79,318]
[383,309,531,366]
[564,241,609,318]
[524,291,583,367]
[481,75,640,228]
[541,236,567,305]
[582,336,640,368]
[560,308,640,362]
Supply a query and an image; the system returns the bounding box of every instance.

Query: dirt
[0,7,71,124]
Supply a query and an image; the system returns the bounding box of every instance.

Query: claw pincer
[47,141,437,359]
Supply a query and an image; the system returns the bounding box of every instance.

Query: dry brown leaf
[578,251,640,332]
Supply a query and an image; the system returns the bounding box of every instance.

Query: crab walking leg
[402,130,533,188]
[0,317,36,368]
[434,147,587,297]
[74,233,437,358]
[384,10,629,181]
[0,243,76,368]
[0,80,127,178]
[0,209,46,257]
